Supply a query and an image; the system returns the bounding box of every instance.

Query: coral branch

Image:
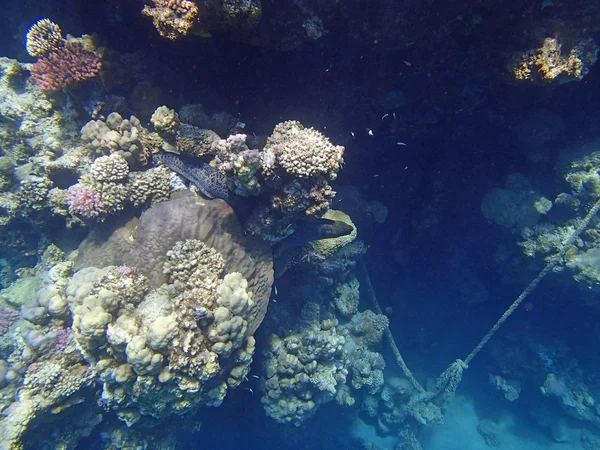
[29,42,101,92]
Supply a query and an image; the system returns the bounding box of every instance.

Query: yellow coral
[511,37,598,85]
[142,0,199,40]
[25,19,64,58]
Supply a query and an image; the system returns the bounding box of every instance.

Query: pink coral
[0,306,19,336]
[67,184,104,219]
[54,327,73,351]
[29,42,101,92]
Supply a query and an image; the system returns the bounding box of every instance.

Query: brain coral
[74,190,273,334]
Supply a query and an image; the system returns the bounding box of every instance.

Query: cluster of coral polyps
[58,239,256,425]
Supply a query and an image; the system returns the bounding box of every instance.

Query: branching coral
[241,121,346,242]
[29,42,101,92]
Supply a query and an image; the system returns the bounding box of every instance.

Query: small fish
[367,128,374,136]
[191,30,213,38]
[402,60,412,66]
[396,142,407,146]
[373,174,379,177]
[350,131,355,139]
[274,285,278,295]
[251,375,260,379]
[393,112,397,120]
[381,113,389,121]
[404,166,409,170]
[246,388,254,395]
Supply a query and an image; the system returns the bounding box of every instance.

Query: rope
[463,197,600,366]
[360,260,425,393]
[360,197,600,410]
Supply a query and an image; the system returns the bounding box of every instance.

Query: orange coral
[142,0,199,40]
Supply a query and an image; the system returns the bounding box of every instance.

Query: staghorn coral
[142,0,200,40]
[29,42,101,92]
[25,19,64,58]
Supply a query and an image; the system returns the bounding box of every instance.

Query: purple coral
[29,42,101,92]
[0,306,19,336]
[67,184,104,219]
[54,327,73,352]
